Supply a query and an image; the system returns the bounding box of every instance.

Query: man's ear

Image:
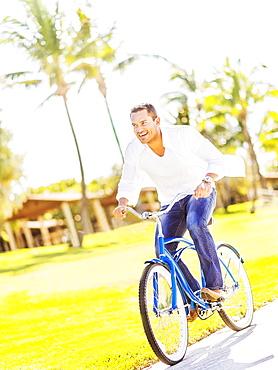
[155,117,160,126]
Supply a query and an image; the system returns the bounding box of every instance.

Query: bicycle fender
[216,241,244,263]
[144,258,163,264]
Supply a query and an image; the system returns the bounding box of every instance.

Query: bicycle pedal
[206,297,225,303]
[200,288,225,302]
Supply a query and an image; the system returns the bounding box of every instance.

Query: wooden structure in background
[3,171,278,252]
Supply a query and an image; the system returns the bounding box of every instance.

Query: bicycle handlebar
[125,192,194,220]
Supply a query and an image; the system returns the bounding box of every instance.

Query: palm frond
[75,8,92,43]
[67,8,91,59]
[115,53,178,72]
[24,0,61,55]
[100,22,116,41]
[6,80,41,88]
[77,76,87,94]
[137,53,178,68]
[161,91,188,103]
[115,56,139,72]
[71,62,99,77]
[36,92,56,109]
[71,63,103,94]
[0,16,31,48]
[267,90,278,98]
[1,16,28,29]
[2,72,42,88]
[4,71,32,80]
[69,38,115,65]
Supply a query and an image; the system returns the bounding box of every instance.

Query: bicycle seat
[207,217,214,226]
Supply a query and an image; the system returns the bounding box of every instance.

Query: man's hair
[130,103,157,120]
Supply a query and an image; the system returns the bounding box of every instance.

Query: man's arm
[185,126,225,180]
[113,197,129,219]
[115,141,143,207]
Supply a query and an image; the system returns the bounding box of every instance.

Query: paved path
[147,300,278,370]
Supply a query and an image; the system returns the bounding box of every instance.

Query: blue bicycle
[126,192,254,365]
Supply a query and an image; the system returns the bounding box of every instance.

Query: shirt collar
[137,126,176,151]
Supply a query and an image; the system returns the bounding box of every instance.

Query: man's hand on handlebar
[112,197,129,219]
[113,205,127,219]
[194,173,217,199]
[194,182,212,200]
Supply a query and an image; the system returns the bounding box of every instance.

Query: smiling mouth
[138,132,147,138]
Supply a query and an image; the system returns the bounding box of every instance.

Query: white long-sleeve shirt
[117,125,242,206]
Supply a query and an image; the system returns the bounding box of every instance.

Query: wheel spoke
[217,244,253,331]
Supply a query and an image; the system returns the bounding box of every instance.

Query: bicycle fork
[151,232,180,315]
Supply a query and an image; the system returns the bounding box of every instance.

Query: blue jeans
[155,189,223,292]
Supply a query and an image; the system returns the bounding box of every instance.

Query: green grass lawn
[0,203,277,370]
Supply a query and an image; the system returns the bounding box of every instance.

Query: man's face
[131,109,160,144]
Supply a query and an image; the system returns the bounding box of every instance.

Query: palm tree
[203,59,270,198]
[162,69,197,126]
[157,60,220,145]
[162,63,240,209]
[1,0,118,233]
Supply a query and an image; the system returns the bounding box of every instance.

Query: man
[113,103,226,320]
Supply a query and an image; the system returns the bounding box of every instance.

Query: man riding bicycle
[113,103,226,320]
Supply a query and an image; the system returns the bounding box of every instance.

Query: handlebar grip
[142,211,152,219]
[125,206,143,219]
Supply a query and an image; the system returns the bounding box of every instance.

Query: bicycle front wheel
[217,243,254,331]
[139,263,188,365]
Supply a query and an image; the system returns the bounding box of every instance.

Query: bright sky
[1,0,278,189]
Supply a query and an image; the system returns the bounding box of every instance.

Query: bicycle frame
[126,191,240,315]
[147,214,210,312]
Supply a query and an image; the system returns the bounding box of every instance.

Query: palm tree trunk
[217,178,231,211]
[240,118,267,213]
[104,97,124,163]
[249,159,258,213]
[63,97,93,235]
[241,119,267,189]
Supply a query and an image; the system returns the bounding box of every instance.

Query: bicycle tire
[139,263,188,365]
[217,243,254,331]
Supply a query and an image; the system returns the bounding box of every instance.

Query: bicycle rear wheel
[217,243,253,331]
[139,263,188,365]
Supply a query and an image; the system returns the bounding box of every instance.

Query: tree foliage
[30,164,121,197]
[87,164,121,195]
[203,59,277,192]
[30,178,79,194]
[164,59,278,176]
[260,110,278,161]
[0,123,25,223]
